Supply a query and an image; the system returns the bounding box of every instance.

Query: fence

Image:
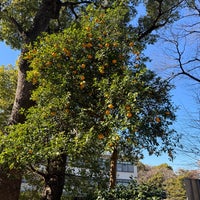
[184,178,200,200]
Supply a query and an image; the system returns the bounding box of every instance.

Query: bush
[96,180,166,200]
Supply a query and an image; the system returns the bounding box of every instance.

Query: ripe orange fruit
[45,61,52,67]
[87,54,93,59]
[32,78,37,85]
[125,105,131,111]
[63,48,71,56]
[108,104,114,109]
[126,112,132,118]
[155,117,161,123]
[98,43,103,48]
[52,52,57,57]
[112,59,117,64]
[129,42,134,47]
[86,43,93,48]
[113,42,118,47]
[87,33,93,38]
[80,75,85,80]
[51,111,56,116]
[85,26,91,31]
[81,64,86,69]
[98,133,104,140]
[99,69,105,74]
[65,109,70,113]
[105,109,110,115]
[105,43,110,48]
[28,149,33,154]
[73,70,77,74]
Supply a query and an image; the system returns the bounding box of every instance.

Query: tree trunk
[0,51,35,200]
[41,155,67,200]
[109,148,118,189]
[0,169,21,200]
[0,1,63,199]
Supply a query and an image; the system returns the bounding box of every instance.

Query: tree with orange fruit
[0,0,183,199]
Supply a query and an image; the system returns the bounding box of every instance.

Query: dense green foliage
[0,66,17,130]
[97,180,166,200]
[0,2,177,170]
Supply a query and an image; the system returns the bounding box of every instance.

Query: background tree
[0,65,17,131]
[162,0,200,83]
[0,0,185,199]
[154,0,200,168]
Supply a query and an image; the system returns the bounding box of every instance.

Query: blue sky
[0,39,199,171]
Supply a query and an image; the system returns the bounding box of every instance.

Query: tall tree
[1,2,179,199]
[0,0,184,199]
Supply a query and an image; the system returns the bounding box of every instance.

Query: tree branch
[175,40,200,83]
[29,165,47,179]
[61,1,93,7]
[138,1,182,41]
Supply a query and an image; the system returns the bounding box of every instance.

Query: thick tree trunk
[41,155,67,200]
[0,51,35,200]
[109,148,118,189]
[0,169,21,200]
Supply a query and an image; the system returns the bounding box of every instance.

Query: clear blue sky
[0,40,198,172]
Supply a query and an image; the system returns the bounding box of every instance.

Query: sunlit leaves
[0,65,17,130]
